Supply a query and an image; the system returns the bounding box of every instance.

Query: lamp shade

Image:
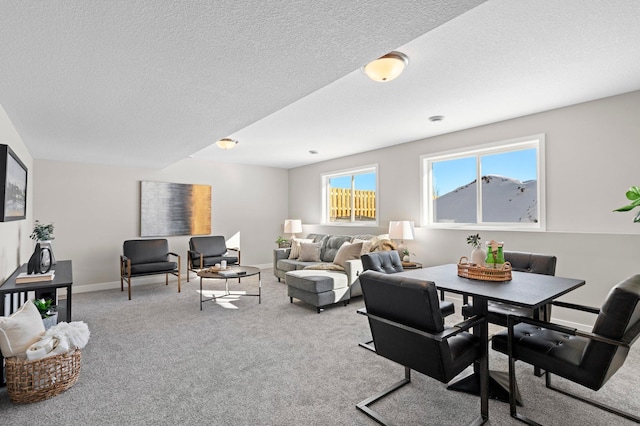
[283,219,303,234]
[216,138,238,150]
[363,52,409,82]
[388,220,415,240]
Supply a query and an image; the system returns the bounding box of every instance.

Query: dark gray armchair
[187,236,240,281]
[462,251,557,326]
[357,270,488,425]
[120,239,181,300]
[492,274,640,424]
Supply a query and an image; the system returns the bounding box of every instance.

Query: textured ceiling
[0,0,483,168]
[2,1,640,170]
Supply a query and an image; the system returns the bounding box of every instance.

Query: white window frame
[421,135,545,231]
[321,164,379,226]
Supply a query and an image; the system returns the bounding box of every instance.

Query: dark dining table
[396,263,585,412]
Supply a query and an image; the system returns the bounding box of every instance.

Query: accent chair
[187,236,240,281]
[120,239,181,300]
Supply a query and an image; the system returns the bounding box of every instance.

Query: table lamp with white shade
[283,219,303,240]
[388,220,415,261]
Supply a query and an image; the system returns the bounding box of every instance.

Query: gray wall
[0,105,33,283]
[32,158,289,291]
[288,91,640,328]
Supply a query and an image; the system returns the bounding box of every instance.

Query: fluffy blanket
[26,321,90,360]
[303,263,345,271]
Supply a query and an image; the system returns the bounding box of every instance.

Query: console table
[0,260,73,322]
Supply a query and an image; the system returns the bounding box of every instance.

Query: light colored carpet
[0,269,638,425]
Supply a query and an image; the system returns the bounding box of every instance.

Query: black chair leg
[356,367,411,426]
[546,373,640,423]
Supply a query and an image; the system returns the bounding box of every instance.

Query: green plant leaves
[626,186,640,200]
[614,186,640,222]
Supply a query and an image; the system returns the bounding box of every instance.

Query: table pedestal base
[448,369,522,405]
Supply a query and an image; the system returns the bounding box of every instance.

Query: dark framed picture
[0,144,28,222]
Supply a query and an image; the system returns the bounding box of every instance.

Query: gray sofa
[273,234,376,307]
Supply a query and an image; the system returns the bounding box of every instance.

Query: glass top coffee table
[197,265,261,310]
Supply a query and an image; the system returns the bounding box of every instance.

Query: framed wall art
[0,144,28,222]
[140,181,211,237]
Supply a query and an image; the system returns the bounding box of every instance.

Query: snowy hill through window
[434,175,537,223]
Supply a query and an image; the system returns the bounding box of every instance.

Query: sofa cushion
[333,242,364,269]
[277,259,319,272]
[298,242,322,262]
[321,235,353,262]
[286,270,349,292]
[352,238,372,255]
[288,237,313,259]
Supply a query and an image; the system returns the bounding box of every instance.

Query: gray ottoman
[286,270,350,313]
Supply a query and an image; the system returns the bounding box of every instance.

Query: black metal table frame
[198,267,261,310]
[0,260,73,322]
[396,264,585,419]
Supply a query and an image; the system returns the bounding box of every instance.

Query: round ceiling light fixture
[363,51,409,82]
[216,138,238,150]
[428,115,445,122]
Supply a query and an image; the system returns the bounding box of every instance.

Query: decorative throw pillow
[298,242,322,262]
[352,238,373,255]
[333,241,364,269]
[288,237,313,259]
[0,299,45,358]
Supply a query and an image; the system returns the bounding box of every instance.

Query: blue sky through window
[433,148,536,196]
[330,172,376,191]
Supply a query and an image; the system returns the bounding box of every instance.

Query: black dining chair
[357,270,488,425]
[491,274,640,424]
[461,251,557,325]
[358,251,455,351]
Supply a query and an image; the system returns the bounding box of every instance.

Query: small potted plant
[401,247,415,262]
[30,220,55,265]
[33,298,58,329]
[466,233,486,266]
[275,236,290,248]
[30,220,55,241]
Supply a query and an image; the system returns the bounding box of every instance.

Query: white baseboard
[68,263,273,295]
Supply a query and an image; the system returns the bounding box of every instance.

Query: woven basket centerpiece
[457,256,512,281]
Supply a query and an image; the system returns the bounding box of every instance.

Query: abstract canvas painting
[140,181,211,237]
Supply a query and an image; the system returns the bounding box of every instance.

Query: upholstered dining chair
[357,270,488,426]
[359,251,455,352]
[461,251,557,326]
[361,251,455,317]
[187,236,240,282]
[120,239,181,300]
[491,274,640,424]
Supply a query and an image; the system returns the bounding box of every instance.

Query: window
[422,135,545,230]
[322,165,377,224]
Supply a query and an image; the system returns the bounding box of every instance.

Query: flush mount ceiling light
[363,51,409,82]
[216,138,238,150]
